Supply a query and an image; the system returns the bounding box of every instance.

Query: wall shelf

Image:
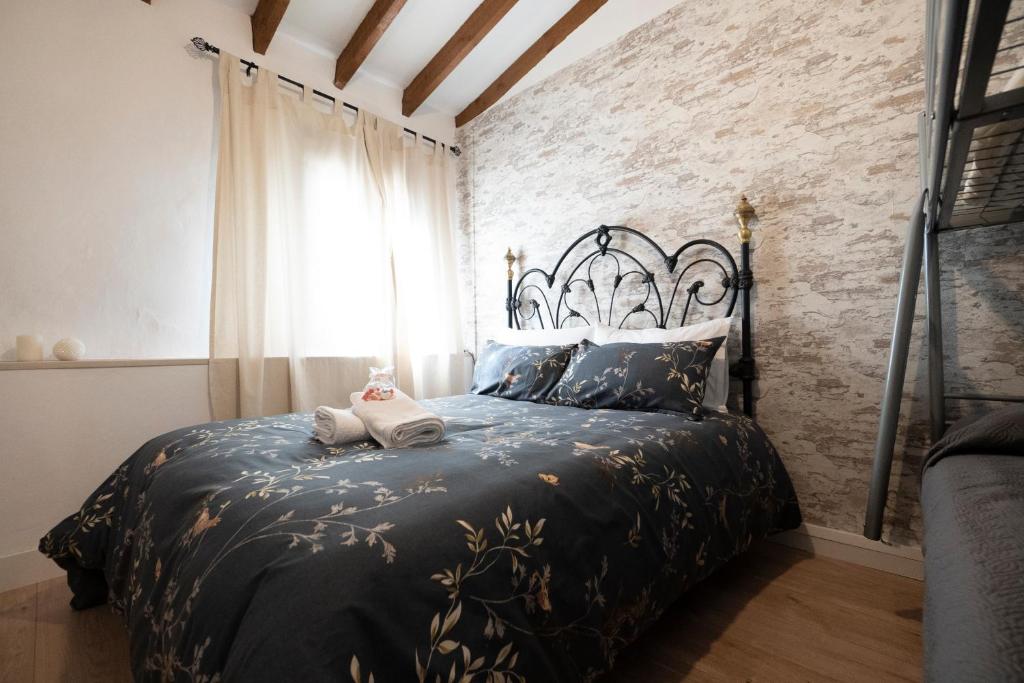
[0,358,208,371]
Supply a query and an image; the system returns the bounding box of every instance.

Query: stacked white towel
[313,406,371,445]
[349,389,445,448]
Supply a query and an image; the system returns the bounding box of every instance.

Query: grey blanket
[921,405,1024,682]
[922,404,1024,471]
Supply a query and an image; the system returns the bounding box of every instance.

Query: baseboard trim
[0,549,64,593]
[770,523,923,580]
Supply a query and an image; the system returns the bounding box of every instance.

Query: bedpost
[734,196,756,418]
[924,227,945,443]
[505,247,516,329]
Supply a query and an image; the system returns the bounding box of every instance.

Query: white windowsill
[0,358,209,371]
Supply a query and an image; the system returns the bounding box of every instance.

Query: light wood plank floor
[0,543,922,682]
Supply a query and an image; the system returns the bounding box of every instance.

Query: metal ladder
[864,0,1024,540]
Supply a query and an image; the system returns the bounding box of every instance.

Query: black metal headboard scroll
[504,196,758,416]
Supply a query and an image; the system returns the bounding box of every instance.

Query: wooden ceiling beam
[251,0,290,55]
[455,0,607,127]
[334,0,408,90]
[402,0,519,117]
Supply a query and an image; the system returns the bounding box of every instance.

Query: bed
[40,223,801,682]
[921,405,1024,681]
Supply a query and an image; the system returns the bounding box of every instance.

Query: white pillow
[489,326,595,347]
[593,317,734,411]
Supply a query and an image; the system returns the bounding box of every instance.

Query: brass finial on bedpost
[505,248,517,329]
[734,195,756,244]
[733,194,757,418]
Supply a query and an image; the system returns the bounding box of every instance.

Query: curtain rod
[190,37,461,157]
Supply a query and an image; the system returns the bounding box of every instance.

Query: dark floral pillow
[548,337,725,419]
[470,342,576,402]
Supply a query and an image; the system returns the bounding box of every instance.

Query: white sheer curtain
[210,55,464,419]
[364,116,468,400]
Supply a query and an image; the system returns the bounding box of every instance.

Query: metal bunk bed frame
[865,0,1024,540]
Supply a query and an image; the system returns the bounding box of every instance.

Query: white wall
[0,0,456,360]
[0,0,457,588]
[0,364,210,591]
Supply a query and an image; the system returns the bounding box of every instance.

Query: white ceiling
[215,0,683,118]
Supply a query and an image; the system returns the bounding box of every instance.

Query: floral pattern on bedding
[549,338,724,419]
[40,394,800,682]
[469,341,576,402]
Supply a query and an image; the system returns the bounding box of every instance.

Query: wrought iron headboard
[504,197,757,416]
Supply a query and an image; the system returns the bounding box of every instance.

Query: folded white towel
[349,389,445,449]
[313,406,371,445]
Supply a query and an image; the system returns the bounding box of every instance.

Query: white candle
[16,335,44,361]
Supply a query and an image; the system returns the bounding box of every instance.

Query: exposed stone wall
[455,0,1024,544]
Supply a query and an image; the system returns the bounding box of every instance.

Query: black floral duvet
[40,394,800,682]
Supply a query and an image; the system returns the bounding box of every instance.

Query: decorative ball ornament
[53,337,85,361]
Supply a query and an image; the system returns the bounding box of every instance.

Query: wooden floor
[0,543,922,682]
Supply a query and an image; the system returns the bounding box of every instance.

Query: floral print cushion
[549,337,725,419]
[470,341,576,402]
